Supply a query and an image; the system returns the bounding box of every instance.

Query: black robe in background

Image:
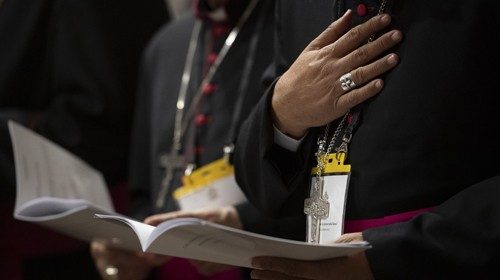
[234,0,500,278]
[0,1,167,279]
[0,0,168,192]
[129,0,304,242]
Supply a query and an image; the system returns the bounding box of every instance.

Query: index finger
[326,13,392,57]
[144,210,207,225]
[305,9,352,51]
[144,211,186,225]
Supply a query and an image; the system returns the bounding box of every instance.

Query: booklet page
[8,121,114,216]
[143,218,369,268]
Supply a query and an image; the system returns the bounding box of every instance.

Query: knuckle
[326,24,342,39]
[319,64,331,77]
[344,92,358,106]
[354,68,365,83]
[368,16,381,31]
[354,48,368,62]
[376,36,389,50]
[320,44,337,57]
[372,60,385,74]
[347,27,361,42]
[360,83,379,99]
[368,18,378,32]
[347,90,365,107]
[371,58,389,75]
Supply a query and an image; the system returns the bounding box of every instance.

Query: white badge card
[176,174,247,211]
[305,152,351,244]
[173,158,247,211]
[308,173,350,244]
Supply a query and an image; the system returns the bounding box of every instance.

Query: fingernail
[331,10,351,26]
[375,80,384,88]
[391,31,402,41]
[387,54,398,65]
[380,14,390,24]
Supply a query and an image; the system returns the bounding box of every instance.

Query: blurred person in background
[0,0,167,279]
[166,0,194,19]
[91,0,305,279]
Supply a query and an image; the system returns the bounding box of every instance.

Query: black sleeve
[233,79,317,218]
[233,0,319,218]
[363,174,500,278]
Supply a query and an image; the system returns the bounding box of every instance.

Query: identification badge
[173,158,247,210]
[306,153,350,244]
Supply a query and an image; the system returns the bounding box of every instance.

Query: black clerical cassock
[234,0,500,278]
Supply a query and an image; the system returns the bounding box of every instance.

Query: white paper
[8,121,370,267]
[95,215,370,268]
[8,121,127,244]
[8,120,114,219]
[308,174,350,244]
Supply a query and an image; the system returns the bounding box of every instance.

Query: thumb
[333,232,364,244]
[306,9,352,50]
[144,211,184,226]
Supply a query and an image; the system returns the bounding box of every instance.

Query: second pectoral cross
[304,177,330,243]
[156,151,186,209]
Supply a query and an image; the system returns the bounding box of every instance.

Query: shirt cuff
[273,124,306,152]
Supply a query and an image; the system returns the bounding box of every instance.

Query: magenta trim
[344,207,435,233]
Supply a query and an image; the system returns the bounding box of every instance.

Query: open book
[8,121,370,268]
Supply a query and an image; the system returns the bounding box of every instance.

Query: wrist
[271,79,308,139]
[272,113,308,139]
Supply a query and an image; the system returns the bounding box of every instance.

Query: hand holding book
[8,121,370,270]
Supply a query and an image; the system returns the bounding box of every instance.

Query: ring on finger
[104,265,119,280]
[339,72,357,92]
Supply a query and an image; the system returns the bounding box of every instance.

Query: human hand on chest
[272,10,402,139]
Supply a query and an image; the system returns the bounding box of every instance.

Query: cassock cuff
[273,124,306,152]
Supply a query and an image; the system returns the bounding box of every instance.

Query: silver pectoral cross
[155,151,186,209]
[304,177,330,243]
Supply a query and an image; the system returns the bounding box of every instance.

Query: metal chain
[314,113,348,191]
[179,0,260,141]
[368,0,388,43]
[171,20,203,153]
[156,0,260,209]
[172,0,261,155]
[313,0,388,188]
